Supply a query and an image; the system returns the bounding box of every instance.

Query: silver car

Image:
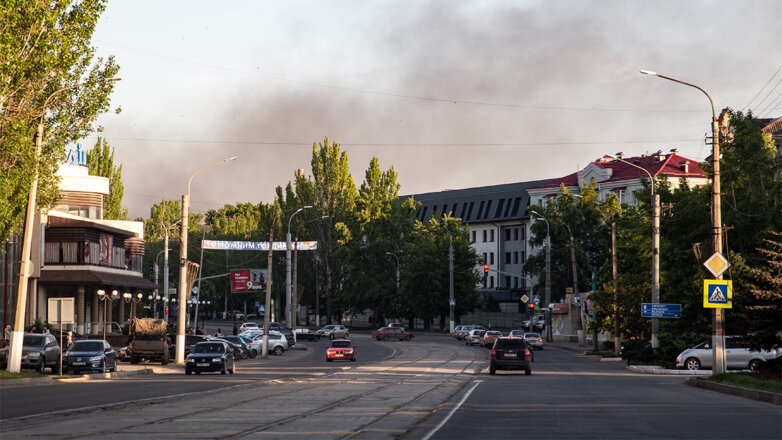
[676,336,781,371]
[464,329,486,346]
[317,325,349,340]
[523,332,544,350]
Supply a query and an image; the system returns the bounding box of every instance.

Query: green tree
[0,0,120,244]
[87,137,127,219]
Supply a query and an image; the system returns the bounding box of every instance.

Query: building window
[520,227,526,241]
[521,251,526,262]
[483,253,487,264]
[504,276,510,289]
[471,230,476,242]
[490,229,494,242]
[514,228,519,241]
[505,229,511,241]
[505,252,511,264]
[482,230,487,242]
[489,276,494,288]
[490,253,494,265]
[514,252,519,264]
[514,277,519,288]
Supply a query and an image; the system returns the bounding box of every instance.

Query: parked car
[452,325,464,338]
[294,328,321,341]
[481,330,503,348]
[245,331,287,355]
[523,332,544,350]
[326,339,356,362]
[388,323,405,329]
[21,333,61,374]
[676,337,782,371]
[65,339,117,374]
[185,341,235,375]
[373,327,414,341]
[206,336,247,360]
[239,322,260,333]
[167,333,208,358]
[490,337,532,375]
[523,315,546,331]
[464,329,486,346]
[317,325,349,340]
[220,335,254,359]
[268,322,296,347]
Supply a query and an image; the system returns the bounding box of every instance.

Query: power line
[96,39,706,114]
[743,64,782,111]
[85,135,703,148]
[751,74,782,114]
[757,91,782,118]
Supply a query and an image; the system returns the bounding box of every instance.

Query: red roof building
[528,150,708,206]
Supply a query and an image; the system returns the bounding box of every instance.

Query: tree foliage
[0,0,120,244]
[87,137,127,219]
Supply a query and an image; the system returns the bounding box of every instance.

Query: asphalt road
[0,332,395,420]
[404,343,782,440]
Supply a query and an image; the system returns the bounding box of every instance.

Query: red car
[326,339,356,362]
[372,327,414,341]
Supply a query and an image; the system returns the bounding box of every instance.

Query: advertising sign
[202,240,318,251]
[231,269,268,293]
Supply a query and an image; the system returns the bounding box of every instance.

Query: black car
[489,337,532,375]
[65,339,117,374]
[220,335,254,359]
[206,336,246,360]
[185,342,235,375]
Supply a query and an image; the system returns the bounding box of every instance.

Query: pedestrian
[65,331,73,349]
[4,325,11,340]
[232,322,238,335]
[215,328,223,337]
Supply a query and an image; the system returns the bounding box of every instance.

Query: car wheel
[195,371,201,375]
[161,351,169,366]
[350,357,356,362]
[316,335,320,341]
[749,359,761,372]
[130,356,139,364]
[185,370,192,375]
[229,362,235,374]
[405,336,411,341]
[525,367,532,376]
[221,363,227,375]
[330,334,334,340]
[38,358,46,374]
[101,362,107,374]
[326,358,332,362]
[685,357,701,371]
[250,349,258,358]
[273,346,284,356]
[109,359,116,372]
[490,365,496,375]
[52,357,60,374]
[72,370,80,375]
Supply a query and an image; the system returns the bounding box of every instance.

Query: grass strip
[0,370,45,380]
[707,372,782,394]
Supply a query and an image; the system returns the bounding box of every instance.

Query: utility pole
[651,193,661,352]
[164,231,170,324]
[612,221,620,356]
[262,218,276,359]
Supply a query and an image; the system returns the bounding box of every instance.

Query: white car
[239,322,260,333]
[676,336,781,371]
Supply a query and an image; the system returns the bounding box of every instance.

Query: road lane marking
[421,380,482,440]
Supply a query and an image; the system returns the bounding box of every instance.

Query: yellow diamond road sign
[704,252,729,278]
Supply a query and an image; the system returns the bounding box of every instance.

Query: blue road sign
[533,295,541,303]
[449,299,456,307]
[641,303,681,318]
[257,304,266,314]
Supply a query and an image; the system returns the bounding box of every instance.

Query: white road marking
[421,380,483,440]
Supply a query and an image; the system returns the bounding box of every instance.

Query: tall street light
[293,215,328,328]
[123,292,143,323]
[640,69,725,373]
[286,206,312,326]
[440,224,455,334]
[97,289,118,341]
[177,157,237,363]
[528,209,552,342]
[262,210,281,359]
[610,154,660,352]
[7,77,121,373]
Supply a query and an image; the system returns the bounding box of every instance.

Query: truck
[128,318,170,365]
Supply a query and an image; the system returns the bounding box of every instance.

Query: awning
[39,268,158,289]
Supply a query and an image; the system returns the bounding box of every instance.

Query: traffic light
[165,306,169,315]
[483,264,489,287]
[528,303,535,313]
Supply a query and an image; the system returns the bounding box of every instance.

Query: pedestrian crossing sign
[703,280,732,309]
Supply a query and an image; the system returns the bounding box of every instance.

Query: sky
[84,0,782,220]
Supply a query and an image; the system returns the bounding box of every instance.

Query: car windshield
[331,341,352,348]
[70,341,104,351]
[192,343,224,354]
[23,335,45,347]
[495,338,526,349]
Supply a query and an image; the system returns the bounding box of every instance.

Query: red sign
[231,269,266,293]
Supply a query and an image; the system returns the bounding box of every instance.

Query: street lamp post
[610,154,660,352]
[640,69,725,373]
[263,211,281,359]
[292,215,328,328]
[177,157,237,363]
[97,289,118,341]
[441,225,455,334]
[286,206,313,327]
[529,209,552,342]
[7,78,121,373]
[123,292,143,323]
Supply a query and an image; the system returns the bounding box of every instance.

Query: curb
[686,377,782,405]
[0,368,157,387]
[627,365,710,375]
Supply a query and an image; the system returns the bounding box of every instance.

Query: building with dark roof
[402,179,552,308]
